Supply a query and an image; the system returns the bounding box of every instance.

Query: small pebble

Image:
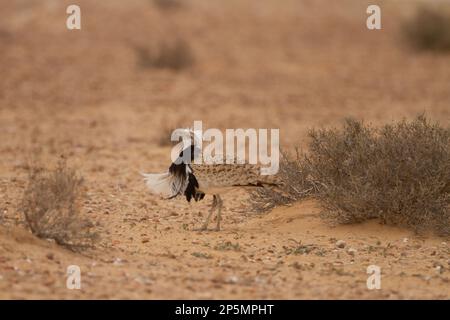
[347,248,357,256]
[227,275,239,284]
[336,240,346,249]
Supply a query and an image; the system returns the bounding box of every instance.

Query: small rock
[46,253,54,260]
[402,238,409,243]
[347,248,357,256]
[141,238,149,243]
[134,276,152,285]
[336,240,346,249]
[226,275,239,284]
[447,259,450,266]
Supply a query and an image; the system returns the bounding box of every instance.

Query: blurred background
[0,0,449,161]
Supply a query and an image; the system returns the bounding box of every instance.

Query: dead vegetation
[21,161,98,251]
[135,39,194,71]
[403,5,450,52]
[214,241,241,251]
[191,252,212,259]
[250,150,316,212]
[252,116,450,235]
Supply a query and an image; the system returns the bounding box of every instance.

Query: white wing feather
[141,172,175,198]
[141,165,192,199]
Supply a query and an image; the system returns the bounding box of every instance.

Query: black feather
[169,145,205,202]
[185,171,205,202]
[184,172,197,202]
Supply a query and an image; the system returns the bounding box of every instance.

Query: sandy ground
[0,200,449,299]
[0,0,449,299]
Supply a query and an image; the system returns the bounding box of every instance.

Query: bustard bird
[142,130,280,231]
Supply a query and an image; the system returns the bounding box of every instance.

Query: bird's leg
[197,195,217,231]
[214,194,223,231]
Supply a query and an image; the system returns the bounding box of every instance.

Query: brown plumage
[143,155,280,231]
[188,162,280,230]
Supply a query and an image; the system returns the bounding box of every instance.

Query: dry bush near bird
[403,5,450,52]
[252,116,450,236]
[308,116,450,235]
[21,161,98,251]
[250,151,316,212]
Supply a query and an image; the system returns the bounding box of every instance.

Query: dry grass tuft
[403,5,450,52]
[135,39,194,71]
[21,161,98,251]
[250,150,316,212]
[214,241,241,251]
[252,116,450,236]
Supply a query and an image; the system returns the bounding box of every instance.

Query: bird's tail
[141,172,174,198]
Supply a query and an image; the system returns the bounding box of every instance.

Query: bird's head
[170,127,202,164]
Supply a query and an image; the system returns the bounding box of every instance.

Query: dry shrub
[250,151,316,212]
[21,161,98,251]
[403,5,450,52]
[252,116,450,236]
[135,39,194,71]
[308,116,450,234]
